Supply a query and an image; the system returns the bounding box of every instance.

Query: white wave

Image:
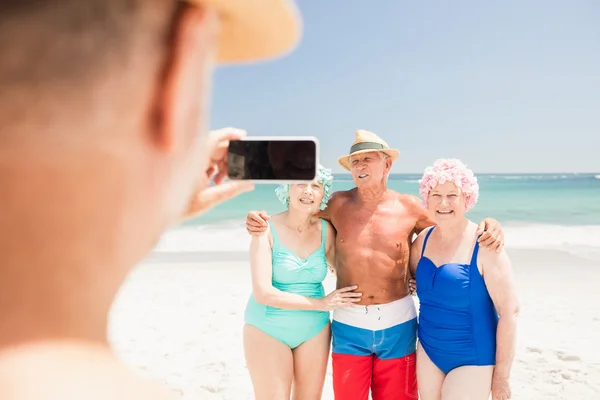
[495,175,571,180]
[503,224,600,260]
[153,223,251,253]
[154,222,600,259]
[503,224,600,249]
[595,175,600,180]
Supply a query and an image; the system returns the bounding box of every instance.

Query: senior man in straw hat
[246,129,505,399]
[336,129,400,171]
[0,0,300,399]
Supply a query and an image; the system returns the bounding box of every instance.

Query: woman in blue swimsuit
[409,159,520,400]
[243,165,362,400]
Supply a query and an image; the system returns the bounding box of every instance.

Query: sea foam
[153,221,600,260]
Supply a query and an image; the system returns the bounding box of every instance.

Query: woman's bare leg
[441,365,493,400]
[417,343,445,400]
[243,324,294,400]
[291,323,331,400]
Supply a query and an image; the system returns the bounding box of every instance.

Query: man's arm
[181,128,255,222]
[476,218,505,252]
[315,191,343,222]
[246,190,343,235]
[405,195,436,237]
[324,221,337,274]
[408,229,427,279]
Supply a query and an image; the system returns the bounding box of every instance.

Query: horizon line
[331,171,600,175]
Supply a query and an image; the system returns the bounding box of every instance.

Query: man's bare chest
[332,205,416,243]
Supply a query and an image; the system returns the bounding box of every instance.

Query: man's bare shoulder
[395,193,422,207]
[317,190,353,222]
[0,342,172,400]
[387,192,423,211]
[323,219,336,242]
[328,189,354,207]
[332,188,355,200]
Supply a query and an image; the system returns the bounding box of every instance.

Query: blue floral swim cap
[274,164,334,211]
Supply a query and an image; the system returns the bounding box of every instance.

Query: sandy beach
[108,246,600,399]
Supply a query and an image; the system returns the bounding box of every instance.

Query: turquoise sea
[185,173,600,226]
[155,173,600,258]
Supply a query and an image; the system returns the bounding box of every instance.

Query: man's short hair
[0,0,175,91]
[0,0,182,132]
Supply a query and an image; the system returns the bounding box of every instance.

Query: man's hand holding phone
[184,128,255,220]
[228,136,319,182]
[183,131,320,220]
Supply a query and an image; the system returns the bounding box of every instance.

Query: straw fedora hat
[337,130,400,171]
[192,0,301,63]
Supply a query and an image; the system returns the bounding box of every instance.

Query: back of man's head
[0,0,300,357]
[0,3,301,398]
[0,1,210,352]
[0,0,175,135]
[0,3,303,400]
[0,0,300,348]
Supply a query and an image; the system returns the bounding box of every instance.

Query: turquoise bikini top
[268,219,329,295]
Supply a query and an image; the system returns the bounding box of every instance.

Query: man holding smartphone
[0,1,299,399]
[245,130,505,399]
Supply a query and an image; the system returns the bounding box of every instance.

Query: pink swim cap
[418,158,479,212]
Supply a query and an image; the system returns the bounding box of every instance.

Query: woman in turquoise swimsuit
[243,165,362,400]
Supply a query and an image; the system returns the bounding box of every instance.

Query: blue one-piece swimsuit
[415,226,499,374]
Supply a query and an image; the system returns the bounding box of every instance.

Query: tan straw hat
[192,0,301,63]
[337,130,400,171]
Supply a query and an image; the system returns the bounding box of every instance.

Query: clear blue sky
[210,1,599,174]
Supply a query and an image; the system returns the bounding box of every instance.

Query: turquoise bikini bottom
[244,295,330,349]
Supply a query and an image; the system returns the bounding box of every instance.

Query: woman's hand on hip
[319,286,362,311]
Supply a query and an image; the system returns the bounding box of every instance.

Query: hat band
[350,141,387,154]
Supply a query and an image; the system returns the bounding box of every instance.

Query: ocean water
[155,173,600,259]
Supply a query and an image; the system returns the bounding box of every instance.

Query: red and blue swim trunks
[331,295,418,400]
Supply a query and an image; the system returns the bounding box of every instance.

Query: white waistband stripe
[332,295,417,331]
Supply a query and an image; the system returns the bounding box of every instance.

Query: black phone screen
[227,139,317,181]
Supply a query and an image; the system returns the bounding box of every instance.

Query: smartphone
[227,136,319,183]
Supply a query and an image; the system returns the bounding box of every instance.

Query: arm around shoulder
[405,194,436,235]
[409,228,428,278]
[316,190,344,222]
[324,220,337,272]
